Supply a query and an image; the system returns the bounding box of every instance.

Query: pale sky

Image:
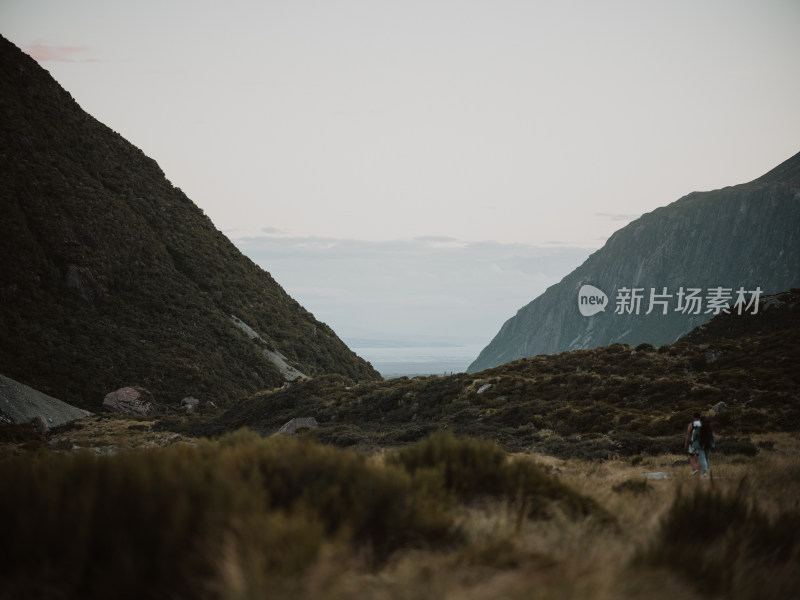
[3,0,799,344]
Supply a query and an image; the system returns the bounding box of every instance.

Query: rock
[275,417,319,436]
[0,373,91,427]
[476,384,493,395]
[102,386,157,416]
[705,349,724,364]
[712,401,729,414]
[181,397,200,413]
[31,415,49,434]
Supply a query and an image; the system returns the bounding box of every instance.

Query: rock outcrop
[0,373,91,427]
[275,417,319,436]
[469,151,800,373]
[180,397,200,413]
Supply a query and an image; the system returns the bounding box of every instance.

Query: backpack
[690,420,701,446]
[692,421,715,450]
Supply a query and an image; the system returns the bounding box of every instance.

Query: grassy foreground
[0,430,798,599]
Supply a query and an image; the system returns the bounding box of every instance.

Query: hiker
[684,412,701,475]
[696,415,716,478]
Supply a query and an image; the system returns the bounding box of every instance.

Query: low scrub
[644,485,800,599]
[389,432,611,522]
[0,430,457,599]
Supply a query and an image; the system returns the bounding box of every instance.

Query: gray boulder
[181,397,200,413]
[102,386,157,416]
[31,415,49,434]
[275,417,319,436]
[712,401,729,414]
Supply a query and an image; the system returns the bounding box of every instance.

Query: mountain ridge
[0,35,380,410]
[468,151,800,373]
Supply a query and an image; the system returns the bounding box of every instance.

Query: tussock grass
[645,484,800,599]
[0,431,456,599]
[388,432,611,522]
[1,431,797,599]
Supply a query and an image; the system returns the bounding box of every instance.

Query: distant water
[350,343,484,379]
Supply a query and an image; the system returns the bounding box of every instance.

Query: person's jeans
[698,448,710,475]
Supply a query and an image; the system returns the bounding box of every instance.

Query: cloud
[230,234,593,341]
[25,44,97,63]
[594,212,641,222]
[414,235,467,249]
[259,226,287,236]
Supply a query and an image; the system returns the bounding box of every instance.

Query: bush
[389,432,611,523]
[0,430,458,599]
[644,485,800,598]
[0,422,43,444]
[389,432,507,499]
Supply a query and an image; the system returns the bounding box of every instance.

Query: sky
[3,0,800,346]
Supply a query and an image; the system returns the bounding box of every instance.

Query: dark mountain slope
[0,35,380,410]
[680,288,800,344]
[468,151,800,373]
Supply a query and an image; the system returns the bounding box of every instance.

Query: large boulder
[275,417,319,436]
[31,415,49,434]
[102,387,157,416]
[180,397,200,413]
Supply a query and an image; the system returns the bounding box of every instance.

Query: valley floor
[295,433,800,600]
[0,423,797,600]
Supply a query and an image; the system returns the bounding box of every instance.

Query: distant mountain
[469,151,800,373]
[0,35,380,410]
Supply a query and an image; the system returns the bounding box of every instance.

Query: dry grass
[0,430,796,599]
[295,433,799,600]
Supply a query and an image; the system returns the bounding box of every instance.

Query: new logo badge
[578,285,608,316]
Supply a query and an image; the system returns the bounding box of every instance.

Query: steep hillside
[0,35,380,410]
[189,290,799,458]
[469,151,800,372]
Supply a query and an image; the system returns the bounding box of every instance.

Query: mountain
[468,151,800,373]
[0,35,380,411]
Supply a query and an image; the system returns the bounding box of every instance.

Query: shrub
[389,432,507,499]
[644,485,800,598]
[612,478,650,496]
[0,430,458,599]
[0,422,42,444]
[389,433,611,523]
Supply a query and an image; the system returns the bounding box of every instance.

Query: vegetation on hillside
[186,296,798,459]
[0,35,380,412]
